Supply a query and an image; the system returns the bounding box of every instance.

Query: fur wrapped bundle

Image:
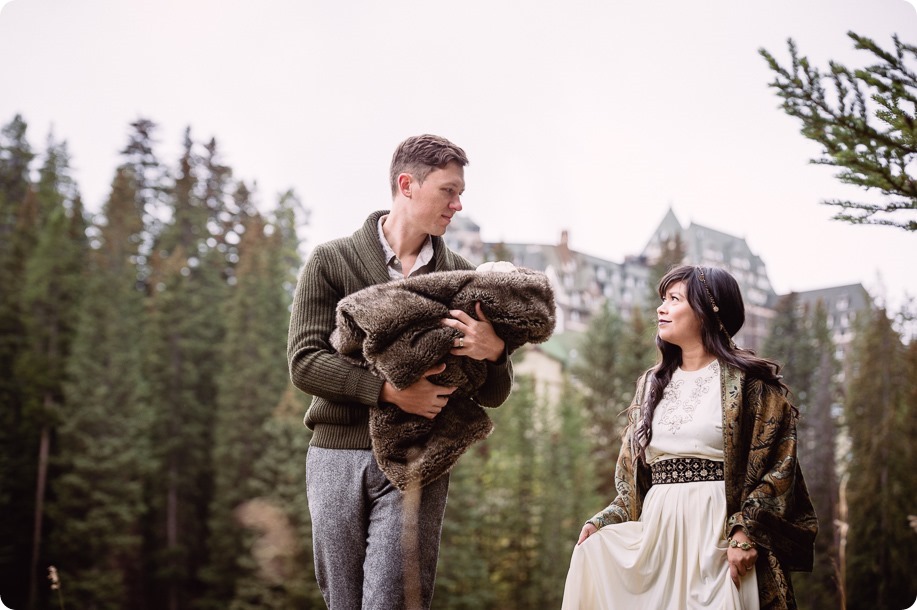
[331,265,556,490]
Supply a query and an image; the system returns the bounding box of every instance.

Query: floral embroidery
[657,361,719,434]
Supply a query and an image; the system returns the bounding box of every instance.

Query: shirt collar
[377,214,434,280]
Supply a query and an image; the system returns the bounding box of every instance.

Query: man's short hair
[389,134,469,196]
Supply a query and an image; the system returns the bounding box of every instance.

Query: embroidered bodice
[646,360,724,464]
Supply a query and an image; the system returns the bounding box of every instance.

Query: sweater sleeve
[287,245,385,408]
[474,356,514,408]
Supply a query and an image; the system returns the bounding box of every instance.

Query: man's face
[405,161,465,236]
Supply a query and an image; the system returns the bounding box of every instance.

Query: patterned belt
[650,458,724,485]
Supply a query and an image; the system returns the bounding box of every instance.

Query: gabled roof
[685,221,756,258]
[794,283,870,312]
[644,207,683,250]
[641,209,778,305]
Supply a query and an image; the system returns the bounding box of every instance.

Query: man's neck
[381,213,427,261]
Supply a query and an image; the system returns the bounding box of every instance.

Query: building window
[733,258,751,270]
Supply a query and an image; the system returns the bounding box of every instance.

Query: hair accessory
[697,267,736,349]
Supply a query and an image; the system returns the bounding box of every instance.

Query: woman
[561,265,817,610]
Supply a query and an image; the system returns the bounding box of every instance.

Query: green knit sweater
[287,210,514,449]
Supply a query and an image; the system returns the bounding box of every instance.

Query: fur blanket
[331,265,556,490]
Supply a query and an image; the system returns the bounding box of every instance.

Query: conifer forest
[0,114,914,610]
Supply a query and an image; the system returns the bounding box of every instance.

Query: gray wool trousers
[306,447,450,610]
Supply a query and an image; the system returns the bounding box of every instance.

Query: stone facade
[445,210,870,363]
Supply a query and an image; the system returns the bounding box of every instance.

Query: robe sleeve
[586,374,651,530]
[726,381,818,571]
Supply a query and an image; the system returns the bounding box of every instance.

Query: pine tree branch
[760,33,917,231]
[824,198,917,230]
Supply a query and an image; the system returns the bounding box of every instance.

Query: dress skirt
[561,477,759,609]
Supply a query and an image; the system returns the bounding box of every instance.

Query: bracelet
[728,537,756,551]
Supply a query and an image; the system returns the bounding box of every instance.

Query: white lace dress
[561,361,759,609]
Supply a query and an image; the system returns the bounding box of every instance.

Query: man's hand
[379,363,457,419]
[442,302,505,362]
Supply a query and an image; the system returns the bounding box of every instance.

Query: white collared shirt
[377,214,434,280]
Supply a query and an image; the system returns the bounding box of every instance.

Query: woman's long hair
[633,264,790,464]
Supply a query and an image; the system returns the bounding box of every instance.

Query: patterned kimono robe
[589,362,818,610]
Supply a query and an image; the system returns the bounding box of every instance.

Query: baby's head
[475,261,517,273]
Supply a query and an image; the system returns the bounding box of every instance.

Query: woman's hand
[576,523,598,546]
[442,302,505,362]
[726,531,758,590]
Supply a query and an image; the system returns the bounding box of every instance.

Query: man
[288,134,513,609]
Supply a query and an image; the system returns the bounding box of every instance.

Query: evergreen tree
[0,114,36,425]
[0,116,317,608]
[437,374,602,610]
[486,241,513,264]
[200,138,233,233]
[0,115,36,369]
[198,137,246,282]
[617,307,657,390]
[430,378,543,609]
[794,301,842,610]
[228,386,322,609]
[226,188,317,605]
[761,293,818,395]
[760,32,917,231]
[49,165,153,609]
[435,441,497,610]
[119,117,169,280]
[843,307,916,608]
[156,128,205,257]
[624,231,683,407]
[120,118,168,219]
[532,381,600,610]
[479,377,539,610]
[0,114,34,211]
[647,233,685,300]
[15,136,88,608]
[143,131,226,610]
[270,189,309,294]
[643,231,686,325]
[763,296,842,609]
[570,303,629,497]
[203,209,294,607]
[0,113,36,608]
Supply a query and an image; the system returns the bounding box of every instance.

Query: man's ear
[397,172,414,198]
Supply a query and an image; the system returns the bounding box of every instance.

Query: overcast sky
[0,0,915,309]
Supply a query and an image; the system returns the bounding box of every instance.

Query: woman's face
[656,280,704,349]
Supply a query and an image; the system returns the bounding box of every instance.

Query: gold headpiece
[697,267,736,349]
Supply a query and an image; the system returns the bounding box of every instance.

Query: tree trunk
[28,420,50,610]
[168,460,178,610]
